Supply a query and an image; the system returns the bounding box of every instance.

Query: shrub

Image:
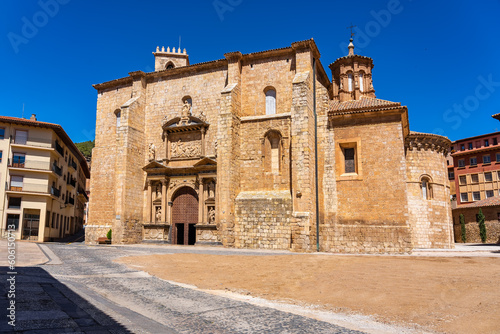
[459,214,466,243]
[477,208,487,243]
[106,229,112,240]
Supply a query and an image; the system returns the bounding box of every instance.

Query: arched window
[359,72,364,92]
[166,62,175,70]
[264,130,281,174]
[265,88,276,115]
[115,109,121,127]
[347,73,353,92]
[421,176,433,200]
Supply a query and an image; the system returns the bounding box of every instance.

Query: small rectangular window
[468,142,473,150]
[486,190,494,198]
[344,148,355,173]
[6,214,20,230]
[12,153,25,167]
[485,172,493,182]
[10,175,23,191]
[473,191,481,201]
[494,138,498,145]
[460,144,465,151]
[459,175,467,185]
[8,197,21,209]
[497,153,500,163]
[485,139,489,147]
[0,151,2,163]
[448,171,454,179]
[470,157,477,166]
[458,159,465,168]
[460,193,468,202]
[0,128,4,139]
[483,155,491,164]
[471,174,479,183]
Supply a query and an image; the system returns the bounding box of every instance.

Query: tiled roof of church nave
[327,96,404,115]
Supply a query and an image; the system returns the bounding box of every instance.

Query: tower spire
[348,38,354,56]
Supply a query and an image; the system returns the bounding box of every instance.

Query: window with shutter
[15,130,28,145]
[265,89,276,115]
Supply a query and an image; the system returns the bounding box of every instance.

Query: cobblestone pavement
[1,243,365,334]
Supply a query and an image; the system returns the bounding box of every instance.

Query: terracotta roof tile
[328,97,403,115]
[457,196,500,209]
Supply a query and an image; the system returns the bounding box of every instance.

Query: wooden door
[171,187,198,245]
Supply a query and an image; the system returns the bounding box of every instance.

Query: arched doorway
[171,186,198,245]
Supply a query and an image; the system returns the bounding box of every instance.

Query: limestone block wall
[240,54,295,117]
[216,84,241,247]
[87,84,133,244]
[239,114,291,192]
[452,206,500,244]
[143,66,226,161]
[329,113,412,253]
[234,190,292,249]
[405,134,453,249]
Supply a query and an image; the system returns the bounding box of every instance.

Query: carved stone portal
[171,138,201,158]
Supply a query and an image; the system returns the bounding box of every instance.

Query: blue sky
[1,0,499,143]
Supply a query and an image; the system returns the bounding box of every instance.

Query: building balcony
[55,140,64,156]
[8,159,52,172]
[66,197,75,206]
[11,136,55,151]
[67,177,76,188]
[51,186,60,198]
[7,182,49,194]
[69,160,77,170]
[52,163,62,176]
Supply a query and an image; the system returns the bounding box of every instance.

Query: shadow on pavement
[0,266,131,333]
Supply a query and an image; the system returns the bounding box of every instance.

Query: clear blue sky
[1,0,499,143]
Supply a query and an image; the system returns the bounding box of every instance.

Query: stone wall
[452,206,500,244]
[87,83,133,244]
[328,113,412,253]
[405,133,453,249]
[234,191,292,249]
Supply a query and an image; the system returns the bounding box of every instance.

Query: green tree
[477,208,487,243]
[75,140,95,159]
[106,229,112,240]
[459,214,466,243]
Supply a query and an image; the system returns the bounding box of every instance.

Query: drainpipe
[313,57,320,252]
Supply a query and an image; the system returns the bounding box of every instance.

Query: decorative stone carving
[207,181,215,199]
[181,100,191,118]
[208,207,215,224]
[148,143,156,161]
[155,207,162,222]
[171,139,201,158]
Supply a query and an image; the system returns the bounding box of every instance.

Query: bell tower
[329,38,376,102]
[153,46,190,71]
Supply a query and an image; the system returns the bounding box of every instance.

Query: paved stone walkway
[1,242,365,333]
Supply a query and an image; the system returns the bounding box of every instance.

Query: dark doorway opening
[176,223,184,245]
[188,224,196,245]
[171,186,199,245]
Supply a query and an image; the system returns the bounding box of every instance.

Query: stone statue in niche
[148,143,156,161]
[208,207,215,224]
[155,207,162,222]
[181,100,191,117]
[207,181,215,198]
[155,184,161,200]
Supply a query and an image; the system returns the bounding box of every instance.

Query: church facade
[87,39,454,253]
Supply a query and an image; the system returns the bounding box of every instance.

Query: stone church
[87,38,454,253]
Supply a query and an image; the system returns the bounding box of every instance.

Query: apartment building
[0,115,90,241]
[451,131,500,206]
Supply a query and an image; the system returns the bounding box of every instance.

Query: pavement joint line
[38,243,63,265]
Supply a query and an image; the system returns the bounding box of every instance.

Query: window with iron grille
[483,155,491,164]
[486,190,494,198]
[344,148,355,173]
[471,174,479,183]
[459,175,467,185]
[470,157,477,166]
[458,159,465,167]
[460,193,468,202]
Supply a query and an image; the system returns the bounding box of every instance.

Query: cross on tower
[347,23,356,38]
